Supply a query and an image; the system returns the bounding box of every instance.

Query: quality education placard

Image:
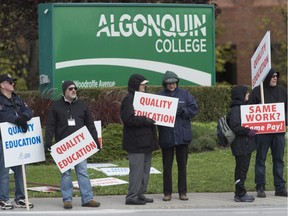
[133,92,178,127]
[0,117,45,167]
[50,126,100,173]
[250,31,271,89]
[240,103,286,134]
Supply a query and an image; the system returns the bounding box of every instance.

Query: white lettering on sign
[96,14,207,38]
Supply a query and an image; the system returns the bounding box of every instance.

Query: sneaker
[162,194,172,201]
[257,188,266,198]
[234,194,255,202]
[0,201,13,210]
[13,199,34,208]
[275,188,288,197]
[179,194,189,201]
[82,200,101,207]
[63,201,72,209]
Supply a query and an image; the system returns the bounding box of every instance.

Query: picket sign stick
[21,164,30,210]
[260,81,265,104]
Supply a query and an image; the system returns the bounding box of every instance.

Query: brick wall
[215,0,287,85]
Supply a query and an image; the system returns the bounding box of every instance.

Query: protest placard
[251,31,271,89]
[73,177,128,187]
[133,91,178,127]
[99,167,161,176]
[0,117,45,167]
[50,126,99,173]
[94,120,102,148]
[240,103,286,134]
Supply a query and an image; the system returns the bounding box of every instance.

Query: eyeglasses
[6,81,14,85]
[68,87,77,91]
[272,75,278,78]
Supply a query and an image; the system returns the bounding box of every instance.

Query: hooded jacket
[249,68,287,125]
[228,86,256,156]
[157,71,198,149]
[120,74,158,153]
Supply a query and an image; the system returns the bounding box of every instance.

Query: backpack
[217,115,236,147]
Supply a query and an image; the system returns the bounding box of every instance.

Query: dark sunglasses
[7,81,14,85]
[68,87,77,91]
[272,75,278,78]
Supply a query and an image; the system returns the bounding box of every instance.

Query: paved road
[1,191,287,215]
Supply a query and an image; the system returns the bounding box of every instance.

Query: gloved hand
[247,129,257,137]
[176,107,184,116]
[15,115,28,133]
[145,118,155,126]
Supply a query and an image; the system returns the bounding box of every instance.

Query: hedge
[18,85,233,124]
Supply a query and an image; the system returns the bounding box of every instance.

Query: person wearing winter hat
[120,74,158,205]
[228,86,257,202]
[157,71,198,201]
[250,68,287,198]
[45,80,101,209]
[0,74,34,210]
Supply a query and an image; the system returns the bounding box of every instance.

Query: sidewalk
[6,191,288,212]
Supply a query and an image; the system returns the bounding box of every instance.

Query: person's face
[139,84,146,92]
[64,85,77,100]
[166,82,177,92]
[245,92,250,101]
[269,73,278,87]
[1,80,15,92]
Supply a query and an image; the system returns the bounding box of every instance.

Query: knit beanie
[62,80,76,94]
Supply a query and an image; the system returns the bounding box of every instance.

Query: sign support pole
[260,81,265,104]
[21,164,30,210]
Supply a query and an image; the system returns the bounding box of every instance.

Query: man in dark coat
[0,74,34,210]
[120,74,158,205]
[228,85,257,202]
[249,68,287,198]
[157,71,198,201]
[45,80,101,209]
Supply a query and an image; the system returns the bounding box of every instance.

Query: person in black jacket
[45,80,101,209]
[120,74,158,205]
[157,71,198,201]
[228,85,257,202]
[249,68,287,198]
[0,74,34,210]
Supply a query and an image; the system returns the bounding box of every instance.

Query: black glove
[176,107,184,116]
[15,115,28,133]
[247,129,257,137]
[145,118,155,126]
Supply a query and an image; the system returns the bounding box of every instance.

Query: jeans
[0,140,25,201]
[61,159,93,204]
[255,133,286,191]
[126,152,152,200]
[161,144,188,196]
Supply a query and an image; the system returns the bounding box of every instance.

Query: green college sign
[38,3,215,99]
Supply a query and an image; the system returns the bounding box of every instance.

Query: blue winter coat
[157,87,198,149]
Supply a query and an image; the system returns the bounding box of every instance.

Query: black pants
[161,144,188,196]
[234,153,251,196]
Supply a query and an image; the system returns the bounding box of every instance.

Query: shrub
[88,123,127,163]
